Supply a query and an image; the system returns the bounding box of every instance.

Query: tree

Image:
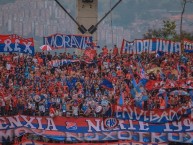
[143,28,161,39]
[143,20,177,41]
[143,20,193,41]
[174,31,193,41]
[162,20,177,39]
[180,0,193,41]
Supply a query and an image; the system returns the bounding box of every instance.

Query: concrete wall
[0,0,130,50]
[76,0,98,42]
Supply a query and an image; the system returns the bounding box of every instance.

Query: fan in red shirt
[102,45,108,56]
[112,45,119,56]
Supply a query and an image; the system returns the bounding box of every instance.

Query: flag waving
[84,48,97,60]
[100,79,113,90]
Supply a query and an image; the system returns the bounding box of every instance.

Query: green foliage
[162,20,177,39]
[143,20,177,40]
[143,20,193,41]
[174,31,193,41]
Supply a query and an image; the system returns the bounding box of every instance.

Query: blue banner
[121,38,181,54]
[184,39,193,53]
[44,34,93,49]
[1,107,193,144]
[0,34,35,55]
[48,59,95,67]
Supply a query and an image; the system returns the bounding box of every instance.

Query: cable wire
[110,0,114,46]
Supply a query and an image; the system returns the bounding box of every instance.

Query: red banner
[0,34,35,55]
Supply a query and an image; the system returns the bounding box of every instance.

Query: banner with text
[44,34,93,50]
[0,34,35,55]
[184,39,193,53]
[1,107,193,144]
[121,38,181,54]
[115,106,191,124]
[15,140,168,145]
[48,58,95,67]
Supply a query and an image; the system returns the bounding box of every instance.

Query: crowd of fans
[0,45,193,117]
